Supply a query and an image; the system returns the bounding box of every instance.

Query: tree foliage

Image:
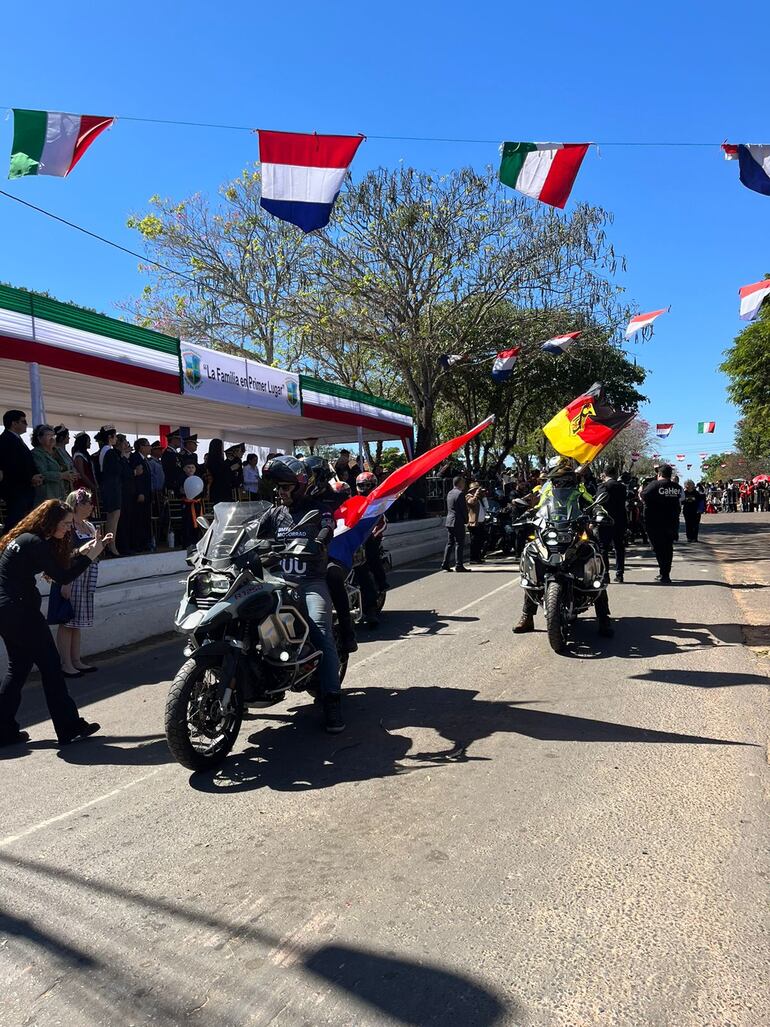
[721,286,770,461]
[124,168,312,365]
[288,166,632,452]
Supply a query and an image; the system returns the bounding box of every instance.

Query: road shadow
[0,854,514,1027]
[0,732,171,765]
[630,668,770,689]
[631,579,768,590]
[357,611,479,643]
[568,616,743,660]
[189,685,753,795]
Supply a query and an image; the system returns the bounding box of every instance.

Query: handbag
[47,584,75,626]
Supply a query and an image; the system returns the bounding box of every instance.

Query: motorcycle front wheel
[544,580,569,654]
[165,658,243,771]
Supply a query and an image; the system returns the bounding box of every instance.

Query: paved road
[1,516,768,1026]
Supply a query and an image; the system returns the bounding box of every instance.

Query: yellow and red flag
[543,383,633,464]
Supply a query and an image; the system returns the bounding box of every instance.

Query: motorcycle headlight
[544,530,558,543]
[191,571,232,599]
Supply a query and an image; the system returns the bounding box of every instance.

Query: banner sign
[180,341,300,416]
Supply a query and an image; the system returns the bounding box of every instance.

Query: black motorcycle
[165,502,356,771]
[484,498,515,556]
[518,488,610,653]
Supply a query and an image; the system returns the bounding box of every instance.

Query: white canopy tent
[0,284,414,451]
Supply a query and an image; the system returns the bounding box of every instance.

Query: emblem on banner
[182,350,202,389]
[286,380,299,408]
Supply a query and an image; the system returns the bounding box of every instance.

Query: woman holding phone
[0,499,111,747]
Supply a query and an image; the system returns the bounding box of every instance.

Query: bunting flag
[438,353,469,371]
[739,280,770,321]
[698,421,716,434]
[699,453,708,458]
[687,464,692,470]
[542,331,581,355]
[492,348,520,382]
[9,110,114,179]
[723,143,770,197]
[542,382,633,464]
[499,142,589,209]
[328,415,494,567]
[625,308,668,338]
[656,423,674,438]
[631,451,641,461]
[257,130,365,232]
[676,454,686,460]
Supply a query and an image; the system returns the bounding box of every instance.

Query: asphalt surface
[0,515,768,1027]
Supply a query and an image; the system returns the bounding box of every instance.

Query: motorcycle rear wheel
[165,658,243,771]
[544,580,569,654]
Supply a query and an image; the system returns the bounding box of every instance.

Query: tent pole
[29,362,46,426]
[357,426,365,468]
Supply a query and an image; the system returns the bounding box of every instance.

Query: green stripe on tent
[299,374,412,418]
[499,142,538,189]
[9,109,47,178]
[0,283,179,356]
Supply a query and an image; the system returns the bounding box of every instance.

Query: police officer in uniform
[641,464,681,584]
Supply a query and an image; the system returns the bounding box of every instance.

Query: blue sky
[1,0,766,467]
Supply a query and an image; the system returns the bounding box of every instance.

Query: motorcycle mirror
[295,509,321,529]
[196,516,210,531]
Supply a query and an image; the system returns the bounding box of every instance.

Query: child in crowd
[48,489,101,677]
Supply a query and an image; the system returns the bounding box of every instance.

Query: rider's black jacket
[256,497,334,584]
[595,478,628,528]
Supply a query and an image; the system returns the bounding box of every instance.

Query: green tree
[124,167,312,365]
[290,166,630,453]
[721,284,770,462]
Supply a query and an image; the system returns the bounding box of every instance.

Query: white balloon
[183,475,204,500]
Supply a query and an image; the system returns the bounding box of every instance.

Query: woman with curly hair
[0,499,111,747]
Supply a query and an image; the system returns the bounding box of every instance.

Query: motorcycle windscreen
[537,487,584,525]
[199,501,273,560]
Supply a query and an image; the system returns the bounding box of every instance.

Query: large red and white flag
[329,416,494,567]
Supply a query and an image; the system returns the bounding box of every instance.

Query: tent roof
[0,284,413,447]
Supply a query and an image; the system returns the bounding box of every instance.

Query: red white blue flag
[739,280,770,321]
[328,416,494,567]
[723,143,770,197]
[258,130,365,232]
[542,331,581,355]
[492,349,520,382]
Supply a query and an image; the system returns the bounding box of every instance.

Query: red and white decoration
[739,280,770,322]
[625,308,669,338]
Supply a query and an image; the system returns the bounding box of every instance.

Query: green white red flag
[9,109,114,179]
[499,142,589,208]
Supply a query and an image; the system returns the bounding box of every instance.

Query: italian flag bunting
[9,109,114,179]
[499,142,590,209]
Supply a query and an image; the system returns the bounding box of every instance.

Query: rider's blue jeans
[301,581,341,696]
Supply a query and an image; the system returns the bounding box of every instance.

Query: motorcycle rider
[595,465,628,583]
[513,456,614,638]
[356,472,389,593]
[303,456,358,655]
[257,457,345,733]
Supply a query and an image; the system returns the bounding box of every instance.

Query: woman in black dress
[206,439,235,504]
[0,500,110,746]
[95,425,122,556]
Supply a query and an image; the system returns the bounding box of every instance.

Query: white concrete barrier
[0,518,447,673]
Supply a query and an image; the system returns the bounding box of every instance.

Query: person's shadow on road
[189,684,754,794]
[568,616,743,660]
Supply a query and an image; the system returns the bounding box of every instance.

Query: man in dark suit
[181,433,202,476]
[595,465,629,583]
[441,474,470,572]
[161,429,183,495]
[0,410,43,532]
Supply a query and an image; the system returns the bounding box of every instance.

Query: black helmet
[263,455,308,499]
[303,455,332,494]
